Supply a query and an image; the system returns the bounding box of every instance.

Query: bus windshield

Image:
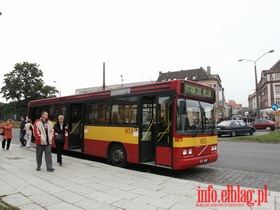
[176,99,216,135]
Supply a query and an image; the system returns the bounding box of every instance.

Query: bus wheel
[109,144,127,167]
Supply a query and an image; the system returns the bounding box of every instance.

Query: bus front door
[140,96,173,168]
[68,103,84,152]
[154,96,173,167]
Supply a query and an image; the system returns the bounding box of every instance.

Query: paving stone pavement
[172,165,280,192]
[0,144,280,210]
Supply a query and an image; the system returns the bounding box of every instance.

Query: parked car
[217,120,255,137]
[248,119,278,131]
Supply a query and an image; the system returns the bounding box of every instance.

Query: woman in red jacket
[1,119,13,150]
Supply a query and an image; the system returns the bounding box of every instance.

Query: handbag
[55,134,62,141]
[0,129,4,136]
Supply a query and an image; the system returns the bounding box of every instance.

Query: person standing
[0,119,13,151]
[54,115,68,166]
[19,116,26,147]
[24,119,34,148]
[33,111,55,172]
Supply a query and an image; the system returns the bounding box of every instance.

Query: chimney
[207,66,211,74]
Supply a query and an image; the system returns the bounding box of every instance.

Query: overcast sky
[1,0,280,106]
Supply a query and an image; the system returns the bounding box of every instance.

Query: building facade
[248,59,280,122]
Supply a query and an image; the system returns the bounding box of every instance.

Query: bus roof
[29,79,215,106]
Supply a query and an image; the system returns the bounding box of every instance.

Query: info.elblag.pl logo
[196,185,268,207]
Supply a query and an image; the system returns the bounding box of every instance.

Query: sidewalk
[0,144,279,210]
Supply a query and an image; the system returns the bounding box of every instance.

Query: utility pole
[102,62,106,90]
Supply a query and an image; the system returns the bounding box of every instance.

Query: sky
[1,0,280,106]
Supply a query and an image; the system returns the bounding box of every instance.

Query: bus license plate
[200,158,208,164]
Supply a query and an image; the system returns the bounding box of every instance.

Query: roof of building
[226,100,242,109]
[268,59,280,73]
[157,67,220,82]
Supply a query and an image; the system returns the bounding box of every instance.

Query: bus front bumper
[173,153,218,170]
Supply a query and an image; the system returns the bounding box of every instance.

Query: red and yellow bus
[28,80,218,170]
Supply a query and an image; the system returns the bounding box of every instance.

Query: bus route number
[125,128,133,134]
[200,138,207,144]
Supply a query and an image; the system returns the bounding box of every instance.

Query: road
[9,128,280,191]
[174,132,280,192]
[209,141,280,175]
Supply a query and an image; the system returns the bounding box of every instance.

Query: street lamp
[238,50,274,119]
[53,81,61,97]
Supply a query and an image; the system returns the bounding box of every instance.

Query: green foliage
[0,62,58,119]
[0,62,58,101]
[220,130,280,143]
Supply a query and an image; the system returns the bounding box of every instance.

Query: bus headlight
[211,145,217,151]
[183,149,192,155]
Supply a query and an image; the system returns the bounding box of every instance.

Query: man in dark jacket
[19,116,26,147]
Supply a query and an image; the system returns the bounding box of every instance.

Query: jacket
[0,124,13,139]
[54,122,68,142]
[33,118,54,145]
[20,120,26,135]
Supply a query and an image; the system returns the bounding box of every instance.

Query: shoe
[59,162,62,166]
[36,168,41,171]
[47,168,55,172]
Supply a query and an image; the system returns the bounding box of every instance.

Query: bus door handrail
[141,119,154,141]
[157,122,172,142]
[70,120,81,135]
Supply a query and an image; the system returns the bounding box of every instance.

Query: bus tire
[109,143,127,167]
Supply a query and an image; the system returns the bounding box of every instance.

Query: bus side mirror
[179,100,186,114]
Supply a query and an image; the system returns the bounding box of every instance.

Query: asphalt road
[208,141,280,175]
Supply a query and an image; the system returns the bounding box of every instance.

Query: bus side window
[89,104,110,125]
[112,111,121,124]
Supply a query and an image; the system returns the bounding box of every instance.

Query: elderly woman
[54,115,68,166]
[1,119,13,151]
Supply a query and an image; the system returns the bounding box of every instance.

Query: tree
[1,62,58,102]
[0,62,58,118]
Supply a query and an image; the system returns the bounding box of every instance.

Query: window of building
[275,85,280,94]
[275,74,280,80]
[192,75,197,80]
[276,98,280,105]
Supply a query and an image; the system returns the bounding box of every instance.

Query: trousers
[55,140,65,164]
[36,144,53,170]
[20,133,26,146]
[2,139,11,150]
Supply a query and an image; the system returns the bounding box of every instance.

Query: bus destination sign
[182,83,215,100]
